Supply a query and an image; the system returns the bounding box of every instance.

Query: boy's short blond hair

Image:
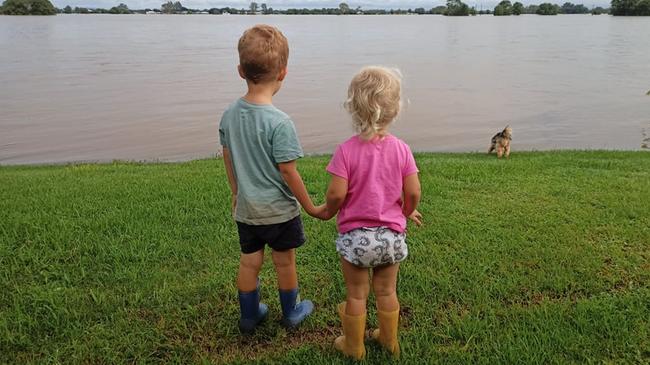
[238,24,289,84]
[344,66,402,140]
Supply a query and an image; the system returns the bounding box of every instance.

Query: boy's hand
[408,209,423,226]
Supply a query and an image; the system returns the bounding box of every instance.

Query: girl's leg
[335,257,369,359]
[340,257,370,315]
[371,263,401,357]
[372,263,400,311]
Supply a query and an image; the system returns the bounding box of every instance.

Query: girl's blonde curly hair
[344,66,402,140]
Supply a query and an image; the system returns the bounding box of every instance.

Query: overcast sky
[52,0,611,11]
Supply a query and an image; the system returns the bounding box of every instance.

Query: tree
[494,0,513,15]
[536,2,559,14]
[431,5,447,14]
[338,2,349,14]
[524,4,539,13]
[414,7,426,14]
[445,0,471,15]
[249,1,257,13]
[260,2,267,14]
[591,6,607,13]
[1,0,56,14]
[161,0,183,13]
[560,2,590,13]
[611,0,650,14]
[512,1,524,14]
[634,0,650,14]
[63,4,71,12]
[109,2,131,13]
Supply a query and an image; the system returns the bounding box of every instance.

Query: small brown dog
[488,126,512,158]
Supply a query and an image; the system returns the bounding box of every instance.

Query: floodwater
[1,14,649,164]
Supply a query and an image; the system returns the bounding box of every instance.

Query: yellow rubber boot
[334,302,367,360]
[371,306,400,358]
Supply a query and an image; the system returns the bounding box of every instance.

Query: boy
[219,24,318,334]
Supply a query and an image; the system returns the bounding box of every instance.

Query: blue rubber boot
[279,288,314,328]
[238,281,268,335]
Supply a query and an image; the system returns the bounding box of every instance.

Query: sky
[52,0,611,12]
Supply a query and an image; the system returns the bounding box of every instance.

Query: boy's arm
[278,160,318,216]
[223,147,237,212]
[403,173,422,226]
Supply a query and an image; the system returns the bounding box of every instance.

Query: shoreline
[1,149,648,168]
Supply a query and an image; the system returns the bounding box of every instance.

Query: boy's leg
[237,249,265,292]
[272,248,313,328]
[271,249,298,290]
[371,263,401,357]
[237,248,268,334]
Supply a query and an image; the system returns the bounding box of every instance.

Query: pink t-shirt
[326,134,419,234]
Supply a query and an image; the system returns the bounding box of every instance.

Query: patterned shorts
[336,227,408,268]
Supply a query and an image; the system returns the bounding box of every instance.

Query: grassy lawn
[1,151,649,364]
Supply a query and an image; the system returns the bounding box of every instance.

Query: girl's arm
[314,175,348,220]
[403,173,422,226]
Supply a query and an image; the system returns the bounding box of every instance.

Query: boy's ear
[277,67,288,82]
[237,65,246,80]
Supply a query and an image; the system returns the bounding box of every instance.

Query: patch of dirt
[194,325,339,364]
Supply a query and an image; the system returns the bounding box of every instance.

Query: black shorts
[236,216,306,254]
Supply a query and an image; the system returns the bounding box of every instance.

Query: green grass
[1,151,649,364]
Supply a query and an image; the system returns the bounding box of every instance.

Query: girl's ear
[278,67,288,81]
[237,65,246,80]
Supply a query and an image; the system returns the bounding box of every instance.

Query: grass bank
[1,151,649,364]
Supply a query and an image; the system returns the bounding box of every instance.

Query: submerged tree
[536,2,560,14]
[161,0,183,13]
[494,0,513,15]
[108,3,131,13]
[338,2,350,14]
[560,2,590,13]
[445,0,471,15]
[591,6,607,13]
[611,0,650,14]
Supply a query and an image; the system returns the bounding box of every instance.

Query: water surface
[1,14,649,164]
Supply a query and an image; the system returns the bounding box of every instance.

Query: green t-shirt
[219,98,303,225]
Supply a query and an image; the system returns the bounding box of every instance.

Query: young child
[315,66,422,359]
[219,24,318,334]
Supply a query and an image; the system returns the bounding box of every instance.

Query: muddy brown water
[1,14,649,165]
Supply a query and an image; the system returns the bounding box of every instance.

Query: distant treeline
[2,0,648,16]
[491,0,610,15]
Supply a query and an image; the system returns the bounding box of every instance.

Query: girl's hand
[408,209,423,226]
[310,204,332,220]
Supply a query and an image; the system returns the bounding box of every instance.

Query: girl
[315,66,422,359]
